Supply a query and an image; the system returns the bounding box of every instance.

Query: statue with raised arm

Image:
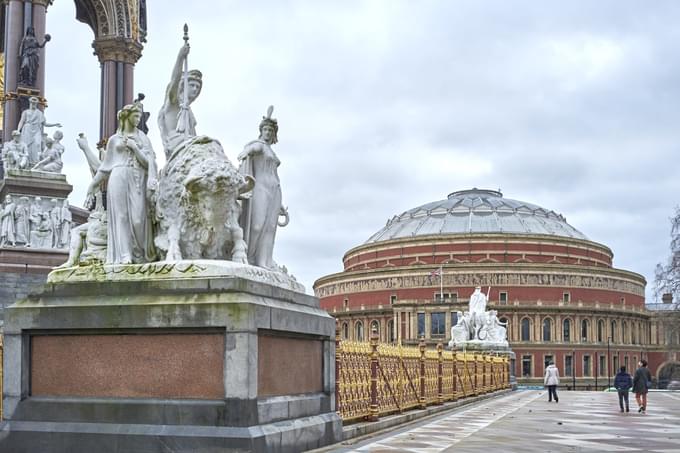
[18,96,62,166]
[157,25,202,159]
[18,27,50,87]
[238,106,289,269]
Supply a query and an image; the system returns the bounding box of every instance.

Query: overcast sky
[43,1,680,299]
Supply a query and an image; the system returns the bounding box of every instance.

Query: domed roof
[366,189,588,243]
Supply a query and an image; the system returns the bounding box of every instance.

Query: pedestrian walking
[614,366,632,413]
[632,359,652,413]
[544,361,560,403]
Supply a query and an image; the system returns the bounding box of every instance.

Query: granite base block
[1,274,342,452]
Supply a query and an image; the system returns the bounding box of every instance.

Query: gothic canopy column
[74,0,147,141]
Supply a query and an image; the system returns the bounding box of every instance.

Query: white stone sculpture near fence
[449,286,509,349]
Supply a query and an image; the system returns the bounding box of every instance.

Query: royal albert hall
[315,189,676,386]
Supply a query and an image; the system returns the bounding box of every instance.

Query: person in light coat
[544,361,560,403]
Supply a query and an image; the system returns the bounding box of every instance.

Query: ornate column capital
[92,36,143,65]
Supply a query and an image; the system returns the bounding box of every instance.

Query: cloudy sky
[43,1,680,299]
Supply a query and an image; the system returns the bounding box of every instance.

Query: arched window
[631,323,637,345]
[387,320,395,343]
[542,318,552,342]
[342,322,349,340]
[563,319,571,343]
[622,321,628,344]
[355,321,364,341]
[597,320,604,343]
[370,320,380,338]
[581,319,589,342]
[521,318,531,341]
[610,320,617,344]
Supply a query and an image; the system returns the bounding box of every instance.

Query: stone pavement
[322,390,680,452]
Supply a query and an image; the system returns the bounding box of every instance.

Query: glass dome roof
[366,189,587,243]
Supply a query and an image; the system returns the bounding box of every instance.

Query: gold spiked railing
[335,327,510,422]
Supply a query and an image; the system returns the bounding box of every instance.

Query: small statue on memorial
[158,26,202,158]
[49,198,61,248]
[448,287,508,348]
[238,106,289,269]
[32,212,53,248]
[2,130,29,171]
[52,130,65,157]
[18,27,50,87]
[86,103,158,264]
[18,97,62,166]
[32,137,63,173]
[133,93,151,134]
[0,195,17,247]
[59,200,72,248]
[28,196,43,247]
[15,197,30,245]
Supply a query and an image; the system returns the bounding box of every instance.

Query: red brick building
[315,189,678,387]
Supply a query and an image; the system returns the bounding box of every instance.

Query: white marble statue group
[448,286,509,348]
[64,38,289,275]
[2,96,64,174]
[0,195,71,248]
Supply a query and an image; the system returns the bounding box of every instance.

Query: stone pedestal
[0,261,342,452]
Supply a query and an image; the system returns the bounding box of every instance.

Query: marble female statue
[17,97,61,165]
[86,103,158,264]
[32,137,63,173]
[238,106,289,269]
[0,195,17,247]
[14,197,30,245]
[59,199,72,248]
[2,131,29,171]
[28,197,42,246]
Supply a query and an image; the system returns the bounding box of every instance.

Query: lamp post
[607,337,611,389]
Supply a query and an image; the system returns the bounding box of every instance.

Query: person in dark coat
[632,359,652,413]
[614,366,632,412]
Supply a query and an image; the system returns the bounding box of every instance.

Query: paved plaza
[325,390,680,452]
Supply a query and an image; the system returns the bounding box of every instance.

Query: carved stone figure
[32,137,63,173]
[238,106,289,269]
[0,195,17,247]
[2,130,29,171]
[18,27,50,87]
[448,288,508,348]
[31,212,53,248]
[154,136,253,262]
[52,129,65,157]
[134,93,151,134]
[17,97,61,165]
[15,197,30,245]
[49,199,61,247]
[59,200,72,248]
[86,104,157,264]
[28,196,42,247]
[157,42,202,158]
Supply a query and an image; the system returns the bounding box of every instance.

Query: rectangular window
[565,355,573,377]
[583,355,591,377]
[451,311,458,328]
[390,295,397,305]
[544,355,554,370]
[522,355,532,378]
[563,292,571,303]
[613,356,619,374]
[343,298,348,309]
[433,292,457,303]
[417,313,425,337]
[625,356,629,371]
[599,355,606,376]
[431,312,446,336]
[499,291,508,305]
